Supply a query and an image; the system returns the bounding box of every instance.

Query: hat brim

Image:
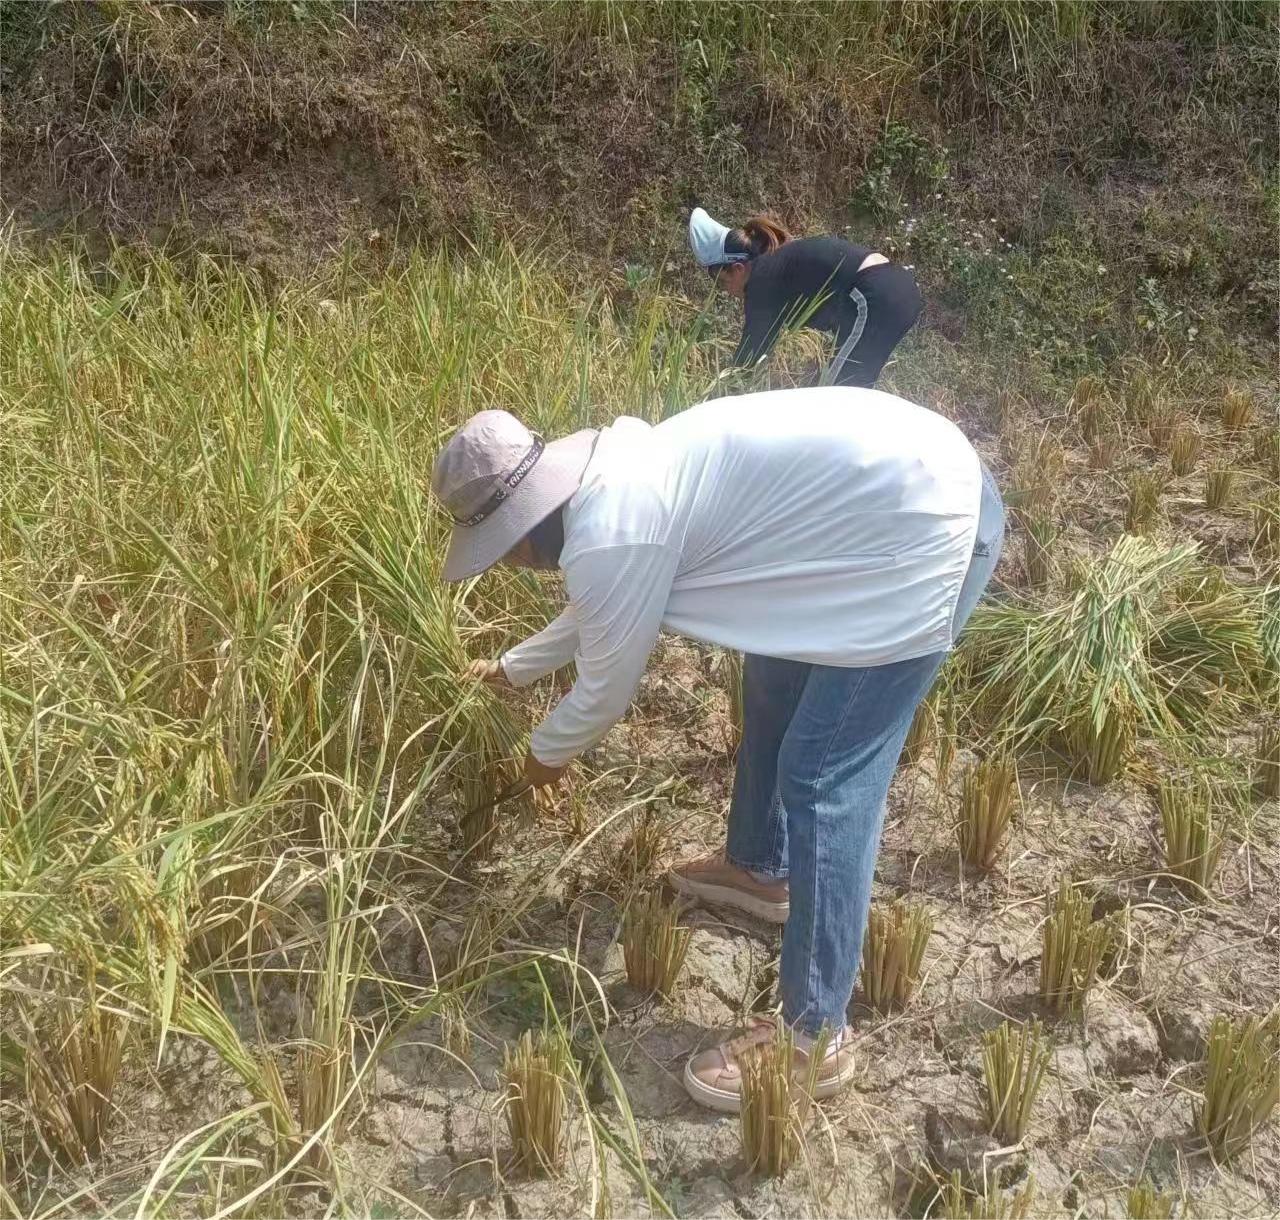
[440,428,598,581]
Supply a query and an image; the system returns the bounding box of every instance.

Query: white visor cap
[688,207,750,269]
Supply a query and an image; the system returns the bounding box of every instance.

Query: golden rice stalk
[1089,431,1120,470]
[1125,470,1164,535]
[622,893,691,998]
[901,691,936,768]
[1195,1012,1280,1161]
[739,1025,828,1178]
[1071,374,1102,411]
[618,808,671,892]
[1124,372,1159,424]
[957,755,1018,871]
[1158,779,1226,895]
[1168,424,1201,477]
[502,1028,570,1176]
[1204,467,1235,509]
[1146,405,1180,452]
[1257,722,1280,799]
[1253,492,1280,562]
[939,1169,1038,1219]
[1067,687,1136,785]
[982,1019,1052,1145]
[1126,1179,1176,1218]
[935,691,958,793]
[13,982,128,1164]
[1252,426,1279,479]
[459,767,507,859]
[1073,376,1105,443]
[440,995,472,1061]
[1220,387,1254,433]
[859,899,933,1013]
[1023,515,1057,589]
[1039,880,1119,1013]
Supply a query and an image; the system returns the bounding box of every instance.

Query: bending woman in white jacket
[431,385,1004,1114]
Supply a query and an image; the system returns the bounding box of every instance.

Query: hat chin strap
[451,437,545,528]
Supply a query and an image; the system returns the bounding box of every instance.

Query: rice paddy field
[2,2,1279,1217]
[1,231,1276,1219]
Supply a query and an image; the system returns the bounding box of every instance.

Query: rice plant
[621,893,692,997]
[502,1028,571,1175]
[936,690,959,793]
[1253,426,1280,479]
[616,807,674,894]
[1126,470,1165,535]
[1204,467,1235,509]
[1254,492,1280,563]
[6,970,129,1164]
[1258,722,1280,798]
[1038,881,1119,1012]
[1168,424,1201,477]
[1067,684,1136,785]
[1146,405,1179,452]
[938,1169,1038,1219]
[859,899,933,1013]
[957,754,1018,872]
[1158,779,1226,895]
[1220,387,1254,432]
[981,1019,1052,1145]
[1023,515,1057,589]
[714,647,745,755]
[961,537,1263,765]
[1089,430,1121,470]
[1195,1012,1280,1161]
[1126,1180,1176,1218]
[739,1025,828,1178]
[901,691,937,767]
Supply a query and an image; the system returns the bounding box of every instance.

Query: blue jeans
[725,466,1004,1034]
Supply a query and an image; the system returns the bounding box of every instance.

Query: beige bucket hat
[432,410,597,581]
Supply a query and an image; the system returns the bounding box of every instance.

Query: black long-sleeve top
[731,236,873,367]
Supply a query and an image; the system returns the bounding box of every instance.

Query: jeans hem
[781,1005,842,1039]
[724,850,789,881]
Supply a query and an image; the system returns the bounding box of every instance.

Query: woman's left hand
[523,750,568,790]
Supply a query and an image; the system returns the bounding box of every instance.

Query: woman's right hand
[464,658,511,690]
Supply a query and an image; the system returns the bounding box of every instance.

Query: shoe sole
[667,870,789,925]
[682,1058,854,1114]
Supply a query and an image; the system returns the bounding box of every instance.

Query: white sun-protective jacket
[501,387,981,767]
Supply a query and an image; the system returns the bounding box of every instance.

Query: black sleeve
[730,292,784,367]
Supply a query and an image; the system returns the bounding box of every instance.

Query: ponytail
[742,215,791,256]
[723,213,792,261]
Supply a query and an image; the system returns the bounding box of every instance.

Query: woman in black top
[688,208,923,388]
